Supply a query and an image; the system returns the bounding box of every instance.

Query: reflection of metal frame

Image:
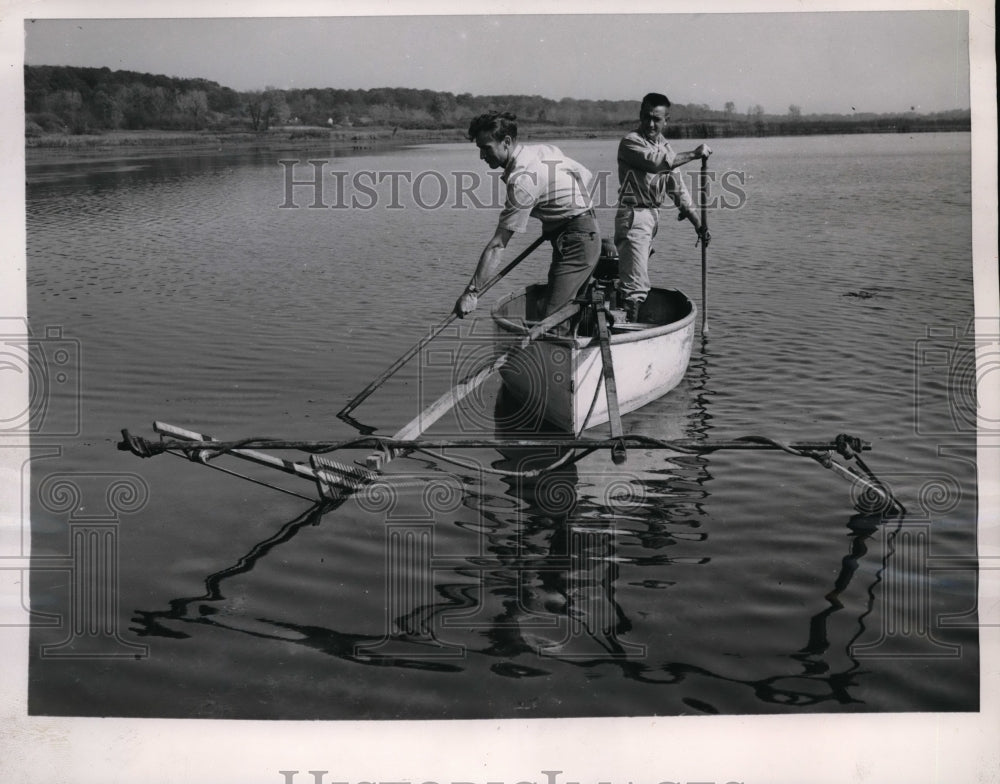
[131,419,932,698]
[127,453,950,712]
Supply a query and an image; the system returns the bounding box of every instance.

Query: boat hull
[492,285,696,433]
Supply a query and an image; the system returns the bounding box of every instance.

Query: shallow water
[24,132,978,718]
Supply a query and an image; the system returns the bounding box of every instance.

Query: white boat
[491,283,696,433]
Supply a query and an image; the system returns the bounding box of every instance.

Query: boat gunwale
[491,286,697,348]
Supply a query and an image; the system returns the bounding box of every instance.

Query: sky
[19,9,972,115]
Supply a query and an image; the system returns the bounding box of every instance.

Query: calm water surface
[25,133,978,718]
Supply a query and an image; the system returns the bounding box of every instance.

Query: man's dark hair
[641,92,671,110]
[467,111,518,142]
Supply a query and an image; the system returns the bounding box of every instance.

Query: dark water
[24,133,978,719]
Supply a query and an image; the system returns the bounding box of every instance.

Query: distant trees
[23,65,972,139]
[245,88,290,131]
[745,104,767,135]
[40,89,85,133]
[25,65,243,133]
[24,67,662,133]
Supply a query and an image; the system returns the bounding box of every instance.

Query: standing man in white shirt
[454,111,600,326]
[615,92,712,321]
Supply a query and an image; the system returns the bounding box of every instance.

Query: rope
[705,434,817,458]
[118,429,165,458]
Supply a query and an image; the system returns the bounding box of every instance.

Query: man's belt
[542,209,597,238]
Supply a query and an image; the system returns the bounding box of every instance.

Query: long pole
[700,154,709,337]
[593,290,626,464]
[336,233,547,426]
[383,300,581,445]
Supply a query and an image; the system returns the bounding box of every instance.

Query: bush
[28,112,68,133]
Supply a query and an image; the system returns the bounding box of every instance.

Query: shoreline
[23,126,620,165]
[24,128,471,165]
[25,124,969,166]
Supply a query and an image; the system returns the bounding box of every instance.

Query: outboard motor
[593,237,620,281]
[576,238,625,335]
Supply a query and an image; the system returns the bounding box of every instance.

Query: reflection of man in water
[480,451,638,661]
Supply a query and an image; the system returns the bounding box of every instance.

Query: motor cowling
[593,237,620,281]
[575,238,625,336]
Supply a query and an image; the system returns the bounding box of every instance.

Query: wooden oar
[592,290,627,464]
[367,299,580,468]
[336,233,548,428]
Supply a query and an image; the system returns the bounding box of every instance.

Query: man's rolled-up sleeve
[664,171,695,215]
[497,175,537,233]
[618,136,677,173]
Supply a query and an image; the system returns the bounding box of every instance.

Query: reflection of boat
[491,283,695,433]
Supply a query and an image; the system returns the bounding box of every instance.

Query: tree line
[24,64,971,138]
